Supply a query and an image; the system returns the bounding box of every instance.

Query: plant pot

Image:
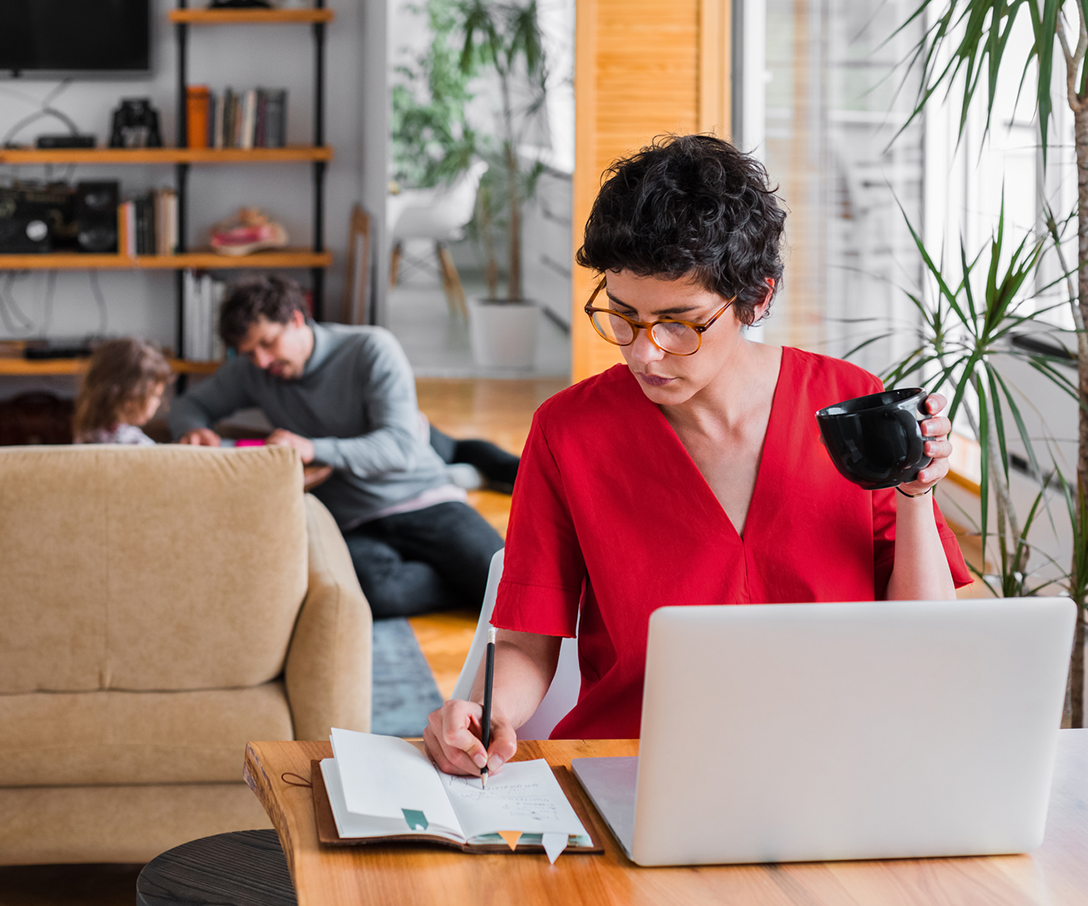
[468,298,539,369]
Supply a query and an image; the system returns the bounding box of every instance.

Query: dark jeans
[342,501,504,619]
[429,426,520,493]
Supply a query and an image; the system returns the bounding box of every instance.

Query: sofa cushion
[0,682,293,786]
[0,445,308,693]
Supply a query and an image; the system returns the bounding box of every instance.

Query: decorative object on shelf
[210,207,288,256]
[35,134,96,149]
[0,182,78,253]
[108,98,163,148]
[74,181,120,253]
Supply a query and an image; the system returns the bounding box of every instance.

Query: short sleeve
[490,409,584,638]
[872,490,973,597]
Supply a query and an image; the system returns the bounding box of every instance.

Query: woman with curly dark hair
[426,134,970,777]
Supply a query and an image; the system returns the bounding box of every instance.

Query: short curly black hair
[218,275,308,349]
[576,134,786,325]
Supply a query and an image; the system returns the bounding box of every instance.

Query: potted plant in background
[879,0,1088,724]
[452,0,550,369]
[390,0,478,192]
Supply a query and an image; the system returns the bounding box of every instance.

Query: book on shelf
[186,84,210,149]
[182,269,227,362]
[203,86,288,149]
[313,728,601,862]
[213,88,227,149]
[264,89,287,148]
[117,188,178,257]
[117,201,136,258]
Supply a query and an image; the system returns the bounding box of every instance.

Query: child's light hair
[73,338,174,439]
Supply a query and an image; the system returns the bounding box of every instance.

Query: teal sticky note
[402,809,428,830]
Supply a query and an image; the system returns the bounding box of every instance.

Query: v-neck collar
[624,346,790,543]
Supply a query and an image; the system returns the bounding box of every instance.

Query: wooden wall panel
[570,0,731,383]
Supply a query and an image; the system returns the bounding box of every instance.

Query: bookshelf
[0,2,333,376]
[0,251,333,271]
[168,9,334,25]
[0,147,333,165]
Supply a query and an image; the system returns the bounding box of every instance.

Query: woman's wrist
[896,485,934,499]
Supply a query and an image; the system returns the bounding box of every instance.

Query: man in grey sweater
[169,276,505,619]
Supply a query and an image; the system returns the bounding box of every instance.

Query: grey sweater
[169,322,451,528]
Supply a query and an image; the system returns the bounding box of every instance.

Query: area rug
[371,618,445,737]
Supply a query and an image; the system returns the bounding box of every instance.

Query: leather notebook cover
[310,760,605,854]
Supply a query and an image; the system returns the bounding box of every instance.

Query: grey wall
[0,0,387,393]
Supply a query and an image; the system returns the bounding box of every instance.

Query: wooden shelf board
[0,146,332,165]
[0,250,332,270]
[168,9,334,25]
[0,355,222,377]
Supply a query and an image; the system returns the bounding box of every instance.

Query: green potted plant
[885,0,1087,723]
[390,0,478,191]
[452,0,550,368]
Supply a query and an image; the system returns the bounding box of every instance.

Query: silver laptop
[571,597,1075,866]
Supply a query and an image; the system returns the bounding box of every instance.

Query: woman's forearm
[469,629,562,731]
[885,493,956,601]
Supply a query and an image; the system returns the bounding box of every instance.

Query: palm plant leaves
[876,200,1065,571]
[897,0,1061,159]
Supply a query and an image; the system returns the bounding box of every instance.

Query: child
[73,337,173,445]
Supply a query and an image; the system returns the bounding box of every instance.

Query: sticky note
[497,830,523,851]
[402,809,428,830]
[541,833,568,865]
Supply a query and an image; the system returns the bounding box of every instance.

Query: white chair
[451,548,581,740]
[387,160,489,320]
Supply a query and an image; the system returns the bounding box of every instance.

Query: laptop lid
[574,597,1075,867]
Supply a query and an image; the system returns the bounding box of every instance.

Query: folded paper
[403,809,428,830]
[498,830,523,850]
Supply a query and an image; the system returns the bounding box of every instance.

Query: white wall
[0,0,386,396]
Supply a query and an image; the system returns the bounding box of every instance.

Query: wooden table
[244,732,1088,906]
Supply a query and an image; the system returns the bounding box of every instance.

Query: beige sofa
[0,444,372,865]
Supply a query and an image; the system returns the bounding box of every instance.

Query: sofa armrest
[285,495,372,739]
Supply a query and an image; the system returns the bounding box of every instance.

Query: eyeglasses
[583,277,736,356]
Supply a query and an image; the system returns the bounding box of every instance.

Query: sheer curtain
[741,0,925,375]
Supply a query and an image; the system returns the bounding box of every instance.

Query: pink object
[235,439,266,447]
[210,207,288,256]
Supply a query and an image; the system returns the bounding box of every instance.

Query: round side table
[136,829,297,906]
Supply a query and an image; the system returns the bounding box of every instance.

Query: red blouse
[491,348,972,739]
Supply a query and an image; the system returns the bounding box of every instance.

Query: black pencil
[480,627,496,789]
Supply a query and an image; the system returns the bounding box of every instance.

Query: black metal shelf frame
[172,0,328,357]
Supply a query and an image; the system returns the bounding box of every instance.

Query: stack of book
[186,85,289,149]
[117,188,178,257]
[182,269,228,362]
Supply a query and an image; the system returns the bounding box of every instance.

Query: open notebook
[313,728,602,861]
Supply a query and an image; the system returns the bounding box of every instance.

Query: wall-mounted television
[0,1,152,78]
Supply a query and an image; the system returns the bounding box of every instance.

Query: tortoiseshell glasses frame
[583,276,737,356]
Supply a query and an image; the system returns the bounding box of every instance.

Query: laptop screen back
[627,597,1075,866]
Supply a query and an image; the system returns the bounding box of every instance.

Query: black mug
[815,388,931,490]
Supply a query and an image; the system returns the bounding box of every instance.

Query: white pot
[468,298,539,369]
